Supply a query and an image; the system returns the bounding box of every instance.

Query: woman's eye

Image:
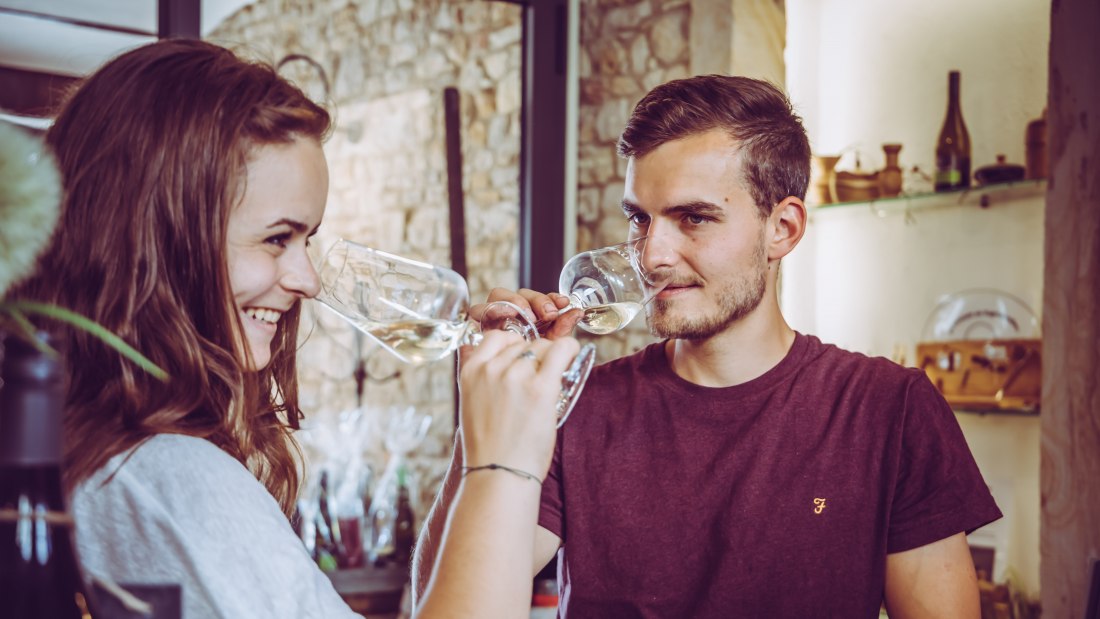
[265,233,291,248]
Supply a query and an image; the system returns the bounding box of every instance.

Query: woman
[14,39,576,617]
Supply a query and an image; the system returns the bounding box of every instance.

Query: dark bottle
[391,465,415,570]
[934,70,972,192]
[0,332,95,618]
[313,471,339,572]
[1025,108,1047,180]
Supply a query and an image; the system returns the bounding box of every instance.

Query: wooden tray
[917,338,1041,412]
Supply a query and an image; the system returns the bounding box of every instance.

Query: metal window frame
[494,0,571,292]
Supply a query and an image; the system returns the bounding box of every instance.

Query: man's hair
[14,38,331,515]
[617,75,811,218]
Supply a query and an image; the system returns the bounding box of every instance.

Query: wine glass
[544,237,667,335]
[313,239,596,425]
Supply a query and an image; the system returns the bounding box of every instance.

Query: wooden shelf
[810,179,1046,213]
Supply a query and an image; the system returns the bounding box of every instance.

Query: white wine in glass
[551,237,666,335]
[313,239,596,426]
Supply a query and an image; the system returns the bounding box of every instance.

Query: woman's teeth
[245,308,281,324]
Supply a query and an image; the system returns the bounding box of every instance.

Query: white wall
[782,1,1050,599]
[785,0,1049,175]
[780,186,1043,596]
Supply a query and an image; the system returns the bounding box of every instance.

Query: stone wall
[210,0,524,506]
[575,0,691,362]
[209,0,777,510]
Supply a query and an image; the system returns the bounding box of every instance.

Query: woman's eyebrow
[267,218,308,232]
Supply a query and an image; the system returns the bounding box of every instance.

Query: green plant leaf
[3,301,169,382]
[4,307,55,356]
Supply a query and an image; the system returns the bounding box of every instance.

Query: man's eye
[684,214,709,225]
[626,212,650,225]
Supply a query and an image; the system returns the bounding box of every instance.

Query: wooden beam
[514,0,569,292]
[158,0,200,39]
[0,65,76,117]
[1041,0,1100,614]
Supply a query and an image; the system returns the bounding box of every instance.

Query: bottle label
[935,169,961,186]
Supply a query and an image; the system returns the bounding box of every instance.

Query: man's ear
[766,196,807,261]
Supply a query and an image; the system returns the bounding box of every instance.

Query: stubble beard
[646,240,769,341]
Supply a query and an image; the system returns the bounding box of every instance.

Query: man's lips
[656,284,695,298]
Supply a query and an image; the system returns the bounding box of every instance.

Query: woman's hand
[469,288,583,340]
[457,331,581,480]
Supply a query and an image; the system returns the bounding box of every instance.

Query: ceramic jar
[879,143,903,198]
[809,154,840,205]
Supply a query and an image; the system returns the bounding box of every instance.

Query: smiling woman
[4,38,354,617]
[227,138,328,371]
[5,35,589,619]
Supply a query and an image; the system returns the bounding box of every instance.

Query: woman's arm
[410,431,463,605]
[413,331,580,619]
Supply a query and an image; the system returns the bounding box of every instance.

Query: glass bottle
[391,465,415,570]
[934,70,972,192]
[0,332,95,618]
[1025,108,1047,180]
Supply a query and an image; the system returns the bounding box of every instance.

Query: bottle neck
[946,72,961,112]
[0,334,66,467]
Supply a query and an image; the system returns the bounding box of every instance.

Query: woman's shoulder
[87,433,235,478]
[77,433,265,510]
[127,433,237,464]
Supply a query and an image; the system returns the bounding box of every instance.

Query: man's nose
[636,222,676,274]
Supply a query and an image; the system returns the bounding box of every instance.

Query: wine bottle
[934,70,972,192]
[0,332,95,618]
[391,465,415,570]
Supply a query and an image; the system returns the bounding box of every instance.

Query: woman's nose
[284,247,322,298]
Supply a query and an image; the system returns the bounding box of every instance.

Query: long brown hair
[617,75,811,218]
[13,39,331,514]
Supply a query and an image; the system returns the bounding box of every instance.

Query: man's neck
[664,299,796,388]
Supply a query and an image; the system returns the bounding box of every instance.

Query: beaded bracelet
[462,463,542,485]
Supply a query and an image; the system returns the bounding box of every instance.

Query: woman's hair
[617,75,811,218]
[13,38,331,514]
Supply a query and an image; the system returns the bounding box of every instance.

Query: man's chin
[647,306,739,341]
[648,316,711,340]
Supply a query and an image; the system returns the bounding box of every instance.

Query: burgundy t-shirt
[539,333,1001,618]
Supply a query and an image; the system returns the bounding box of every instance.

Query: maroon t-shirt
[539,333,1002,618]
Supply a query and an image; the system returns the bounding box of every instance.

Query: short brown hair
[617,75,810,218]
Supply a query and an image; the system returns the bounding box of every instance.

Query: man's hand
[470,288,583,339]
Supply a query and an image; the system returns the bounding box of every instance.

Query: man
[414,75,1001,617]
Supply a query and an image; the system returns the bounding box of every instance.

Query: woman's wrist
[461,462,542,485]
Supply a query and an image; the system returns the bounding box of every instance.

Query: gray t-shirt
[72,433,361,618]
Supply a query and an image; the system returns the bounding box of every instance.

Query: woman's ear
[766,196,807,261]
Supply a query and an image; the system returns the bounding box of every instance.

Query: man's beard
[646,241,768,341]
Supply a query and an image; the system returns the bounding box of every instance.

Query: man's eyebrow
[664,201,724,217]
[621,200,724,216]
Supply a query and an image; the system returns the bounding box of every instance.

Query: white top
[72,433,361,619]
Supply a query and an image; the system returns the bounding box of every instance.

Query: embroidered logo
[813,498,827,514]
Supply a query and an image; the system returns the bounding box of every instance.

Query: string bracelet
[462,463,542,485]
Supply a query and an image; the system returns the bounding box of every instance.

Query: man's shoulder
[800,333,923,387]
[589,340,663,378]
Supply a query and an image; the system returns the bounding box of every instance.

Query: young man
[415,75,1001,618]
